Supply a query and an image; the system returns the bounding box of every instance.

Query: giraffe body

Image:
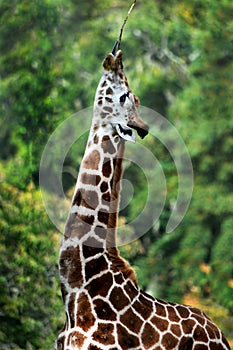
[56,49,230,350]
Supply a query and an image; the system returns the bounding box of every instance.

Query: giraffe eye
[119,92,129,104]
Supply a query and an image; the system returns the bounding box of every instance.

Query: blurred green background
[0,0,232,348]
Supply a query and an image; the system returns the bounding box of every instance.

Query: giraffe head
[94,48,149,142]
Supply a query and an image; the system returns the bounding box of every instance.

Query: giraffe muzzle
[127,120,149,139]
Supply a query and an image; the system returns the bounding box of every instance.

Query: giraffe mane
[108,247,138,286]
[105,139,138,286]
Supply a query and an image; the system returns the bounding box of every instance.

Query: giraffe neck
[68,121,124,246]
[59,119,129,310]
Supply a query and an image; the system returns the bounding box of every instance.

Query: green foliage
[0,179,63,349]
[0,0,61,189]
[164,0,233,313]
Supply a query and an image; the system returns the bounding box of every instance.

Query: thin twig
[118,0,137,50]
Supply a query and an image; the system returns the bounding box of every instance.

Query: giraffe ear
[115,124,136,143]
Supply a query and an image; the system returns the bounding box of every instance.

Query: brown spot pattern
[167,306,180,322]
[78,189,99,210]
[120,308,143,334]
[132,298,151,320]
[194,345,209,350]
[117,324,140,349]
[101,80,107,87]
[162,332,179,348]
[88,345,101,350]
[98,209,109,224]
[83,150,100,170]
[192,312,206,326]
[102,157,112,177]
[85,255,108,281]
[156,302,167,317]
[142,323,160,349]
[139,293,153,312]
[124,281,138,299]
[93,134,99,144]
[105,97,113,103]
[102,191,111,203]
[176,305,190,318]
[94,225,107,240]
[170,323,182,337]
[69,331,86,348]
[109,287,129,311]
[100,181,109,192]
[78,214,95,226]
[88,272,113,298]
[93,323,115,345]
[94,299,117,321]
[181,318,196,334]
[82,245,104,259]
[194,324,209,342]
[114,273,124,285]
[179,336,194,349]
[66,215,96,241]
[59,246,83,288]
[206,323,217,339]
[151,316,169,332]
[106,87,113,95]
[76,292,95,331]
[73,189,82,206]
[103,106,113,113]
[133,294,153,320]
[101,136,116,154]
[81,173,101,186]
[100,112,108,118]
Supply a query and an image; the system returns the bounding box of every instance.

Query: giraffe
[56,45,230,349]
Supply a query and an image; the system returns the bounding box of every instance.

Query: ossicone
[112,40,119,56]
